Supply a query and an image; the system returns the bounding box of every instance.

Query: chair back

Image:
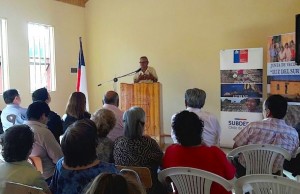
[116,165,152,189]
[227,144,291,175]
[234,174,300,194]
[2,181,46,194]
[28,156,43,174]
[158,167,233,194]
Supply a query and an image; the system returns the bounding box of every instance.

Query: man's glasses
[139,61,148,64]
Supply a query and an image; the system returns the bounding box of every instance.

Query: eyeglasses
[139,61,148,64]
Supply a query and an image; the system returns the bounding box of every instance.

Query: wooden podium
[120,82,163,146]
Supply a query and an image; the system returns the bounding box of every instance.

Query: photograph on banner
[220,48,263,147]
[221,83,262,98]
[285,104,300,126]
[267,75,300,102]
[267,33,295,63]
[221,97,262,113]
[221,69,262,83]
[267,32,300,127]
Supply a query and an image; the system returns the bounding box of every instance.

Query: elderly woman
[84,173,146,194]
[0,125,51,194]
[114,106,165,194]
[91,109,116,163]
[163,110,235,194]
[50,119,118,194]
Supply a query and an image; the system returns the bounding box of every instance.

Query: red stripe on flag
[76,69,81,92]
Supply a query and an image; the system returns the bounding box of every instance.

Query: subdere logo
[228,118,249,127]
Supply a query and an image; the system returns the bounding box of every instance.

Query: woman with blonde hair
[91,109,116,162]
[84,173,146,194]
[62,92,91,133]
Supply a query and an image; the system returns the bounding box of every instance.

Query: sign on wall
[267,32,300,127]
[220,48,263,148]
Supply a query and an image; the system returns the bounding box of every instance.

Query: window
[28,23,56,92]
[0,18,9,94]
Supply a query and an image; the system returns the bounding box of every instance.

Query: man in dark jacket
[32,87,63,143]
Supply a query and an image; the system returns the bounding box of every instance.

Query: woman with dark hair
[162,110,235,194]
[62,92,91,133]
[50,119,118,194]
[84,173,146,194]
[0,125,51,194]
[113,106,165,194]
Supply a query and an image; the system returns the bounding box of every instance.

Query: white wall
[1,0,300,142]
[0,0,86,115]
[85,0,300,141]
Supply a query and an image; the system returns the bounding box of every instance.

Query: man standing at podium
[134,56,158,83]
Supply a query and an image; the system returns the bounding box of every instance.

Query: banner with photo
[267,32,300,127]
[220,48,263,147]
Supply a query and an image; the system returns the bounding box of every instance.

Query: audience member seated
[1,89,27,131]
[32,87,63,143]
[84,173,146,194]
[91,109,116,163]
[114,106,166,194]
[62,92,91,133]
[163,110,235,194]
[171,88,221,147]
[24,101,63,184]
[233,95,299,178]
[102,91,124,141]
[283,122,300,176]
[0,125,51,194]
[50,119,118,194]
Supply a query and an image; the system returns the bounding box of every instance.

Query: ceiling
[55,0,89,7]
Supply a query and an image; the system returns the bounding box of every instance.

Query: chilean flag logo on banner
[234,49,248,63]
[76,37,89,110]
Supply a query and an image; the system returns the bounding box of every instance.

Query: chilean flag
[233,49,248,63]
[76,37,89,110]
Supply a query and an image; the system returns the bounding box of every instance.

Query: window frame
[28,22,56,92]
[0,18,10,94]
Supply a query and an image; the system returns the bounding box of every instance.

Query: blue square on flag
[233,50,240,63]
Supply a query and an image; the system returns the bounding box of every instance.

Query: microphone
[98,68,141,86]
[135,68,141,73]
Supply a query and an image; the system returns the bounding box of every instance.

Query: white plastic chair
[234,174,300,194]
[158,167,233,194]
[227,144,291,175]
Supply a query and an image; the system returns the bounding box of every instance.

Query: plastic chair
[234,174,300,194]
[158,167,233,194]
[117,165,152,189]
[2,181,46,194]
[28,156,43,174]
[227,144,291,175]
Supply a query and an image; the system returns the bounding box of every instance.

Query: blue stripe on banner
[233,50,240,63]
